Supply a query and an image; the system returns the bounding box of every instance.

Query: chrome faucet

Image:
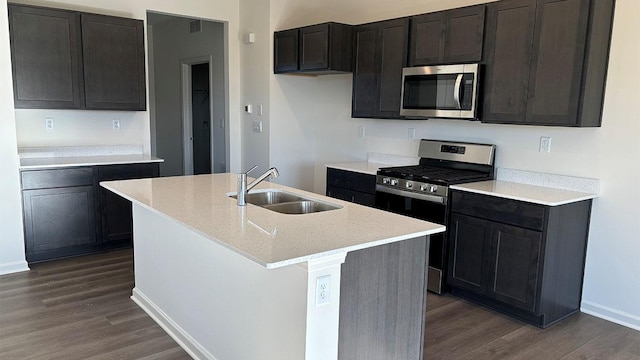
[237,165,279,206]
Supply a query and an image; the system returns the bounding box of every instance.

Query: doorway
[191,63,211,175]
[147,13,228,177]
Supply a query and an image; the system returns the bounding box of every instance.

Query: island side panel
[130,204,308,360]
[338,236,429,360]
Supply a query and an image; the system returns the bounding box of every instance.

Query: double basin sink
[230,190,342,215]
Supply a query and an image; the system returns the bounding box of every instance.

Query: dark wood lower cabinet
[447,190,592,328]
[22,186,97,262]
[21,162,159,263]
[339,236,429,360]
[326,168,377,207]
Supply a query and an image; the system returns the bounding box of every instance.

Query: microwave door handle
[453,74,463,110]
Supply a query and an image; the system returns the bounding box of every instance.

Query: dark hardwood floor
[1,248,638,359]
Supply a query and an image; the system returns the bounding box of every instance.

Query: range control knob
[390,179,399,186]
[420,184,429,191]
[382,177,391,185]
[405,181,413,189]
[429,185,438,193]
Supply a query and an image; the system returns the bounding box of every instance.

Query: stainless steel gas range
[375,139,496,294]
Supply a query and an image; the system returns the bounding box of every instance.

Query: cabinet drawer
[450,190,545,231]
[326,168,376,194]
[21,168,94,190]
[97,163,159,181]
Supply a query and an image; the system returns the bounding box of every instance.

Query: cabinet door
[97,163,159,243]
[23,186,97,261]
[443,5,485,64]
[351,24,379,118]
[447,213,492,294]
[274,29,299,73]
[526,0,590,125]
[377,18,409,118]
[81,14,146,110]
[8,5,84,109]
[488,222,542,312]
[482,0,536,123]
[409,12,444,66]
[299,24,328,71]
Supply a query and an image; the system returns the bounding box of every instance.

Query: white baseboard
[131,288,217,360]
[581,301,640,331]
[0,261,29,275]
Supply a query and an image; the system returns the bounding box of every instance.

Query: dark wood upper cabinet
[8,4,146,111]
[482,0,615,126]
[81,14,146,110]
[409,5,485,66]
[352,18,409,119]
[274,29,298,73]
[274,22,353,74]
[8,5,84,109]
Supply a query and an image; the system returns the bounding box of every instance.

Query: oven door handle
[453,74,463,110]
[376,185,446,204]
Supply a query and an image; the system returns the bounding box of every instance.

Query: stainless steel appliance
[400,63,480,119]
[375,139,496,294]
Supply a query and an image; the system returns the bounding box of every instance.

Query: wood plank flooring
[1,248,638,359]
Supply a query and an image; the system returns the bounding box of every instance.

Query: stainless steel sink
[229,190,341,214]
[263,200,341,214]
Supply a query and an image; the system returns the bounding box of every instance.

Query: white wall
[240,0,271,174]
[0,0,28,275]
[150,17,225,176]
[265,0,640,329]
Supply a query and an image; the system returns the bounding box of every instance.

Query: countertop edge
[450,181,599,206]
[20,157,164,170]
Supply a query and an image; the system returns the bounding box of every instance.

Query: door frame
[181,55,214,175]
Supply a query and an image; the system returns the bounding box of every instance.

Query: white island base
[131,203,430,360]
[131,203,346,360]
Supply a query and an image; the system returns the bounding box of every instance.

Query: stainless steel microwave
[400,63,480,119]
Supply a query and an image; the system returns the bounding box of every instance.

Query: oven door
[375,189,448,294]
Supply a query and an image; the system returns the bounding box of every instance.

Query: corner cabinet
[274,22,353,75]
[482,0,615,127]
[408,4,486,66]
[326,168,376,207]
[352,18,409,119]
[8,4,146,110]
[447,190,593,328]
[21,162,159,263]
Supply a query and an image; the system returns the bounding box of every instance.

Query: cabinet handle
[351,196,355,202]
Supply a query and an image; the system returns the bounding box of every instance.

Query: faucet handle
[242,165,258,175]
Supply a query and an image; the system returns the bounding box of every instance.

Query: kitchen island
[101,174,444,360]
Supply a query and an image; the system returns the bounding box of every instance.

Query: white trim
[581,300,640,331]
[131,288,217,360]
[181,55,215,175]
[0,261,29,275]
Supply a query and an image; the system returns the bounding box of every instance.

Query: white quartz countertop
[325,161,389,175]
[451,180,598,206]
[101,173,445,269]
[20,154,164,170]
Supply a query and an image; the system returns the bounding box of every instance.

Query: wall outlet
[252,120,262,132]
[539,136,551,153]
[316,275,331,306]
[358,126,366,138]
[112,119,121,130]
[45,117,54,131]
[408,128,416,140]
